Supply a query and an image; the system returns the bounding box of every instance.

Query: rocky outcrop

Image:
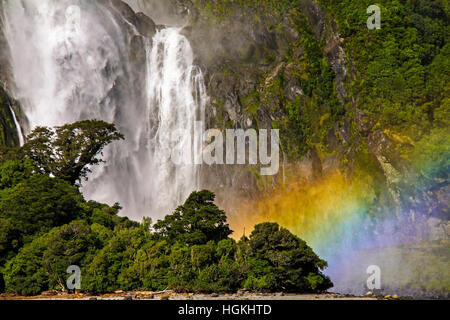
[0,0,446,240]
[299,0,349,98]
[110,0,156,38]
[0,86,21,147]
[0,1,20,147]
[124,0,190,26]
[180,0,448,241]
[177,0,357,194]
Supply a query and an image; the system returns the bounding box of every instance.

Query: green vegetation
[191,0,346,160]
[0,0,446,297]
[240,223,332,292]
[180,1,449,298]
[22,120,124,186]
[0,120,332,296]
[153,190,232,245]
[193,0,448,174]
[319,0,449,136]
[317,0,449,186]
[0,87,20,148]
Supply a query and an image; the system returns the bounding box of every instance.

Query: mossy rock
[0,86,21,148]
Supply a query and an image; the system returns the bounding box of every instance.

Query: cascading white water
[2,0,122,128]
[87,27,206,218]
[142,28,206,212]
[8,104,24,146]
[1,0,206,220]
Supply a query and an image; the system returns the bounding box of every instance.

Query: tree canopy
[153,190,233,245]
[241,222,332,292]
[0,118,332,296]
[22,120,124,186]
[0,155,332,295]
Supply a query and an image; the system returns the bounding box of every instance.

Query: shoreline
[0,291,397,301]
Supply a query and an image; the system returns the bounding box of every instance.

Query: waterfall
[1,0,206,220]
[8,104,24,146]
[143,28,206,212]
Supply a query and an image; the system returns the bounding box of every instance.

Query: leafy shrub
[240,222,332,292]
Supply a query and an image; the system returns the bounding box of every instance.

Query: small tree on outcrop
[22,120,124,186]
[153,190,233,245]
[239,222,333,293]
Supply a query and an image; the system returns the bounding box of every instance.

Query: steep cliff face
[0,0,447,239]
[0,1,21,148]
[173,0,448,240]
[186,1,355,152]
[168,0,363,200]
[0,86,21,148]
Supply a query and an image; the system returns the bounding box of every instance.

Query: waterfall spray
[143,27,206,211]
[2,0,206,220]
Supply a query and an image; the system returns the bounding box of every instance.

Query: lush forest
[0,0,447,298]
[0,120,332,296]
[319,0,449,174]
[190,0,448,168]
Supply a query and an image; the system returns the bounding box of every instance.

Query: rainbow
[227,150,448,295]
[229,171,377,260]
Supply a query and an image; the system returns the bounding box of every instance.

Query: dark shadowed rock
[367,130,397,159]
[355,108,375,136]
[109,0,137,25]
[135,12,156,39]
[299,0,326,40]
[0,86,21,147]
